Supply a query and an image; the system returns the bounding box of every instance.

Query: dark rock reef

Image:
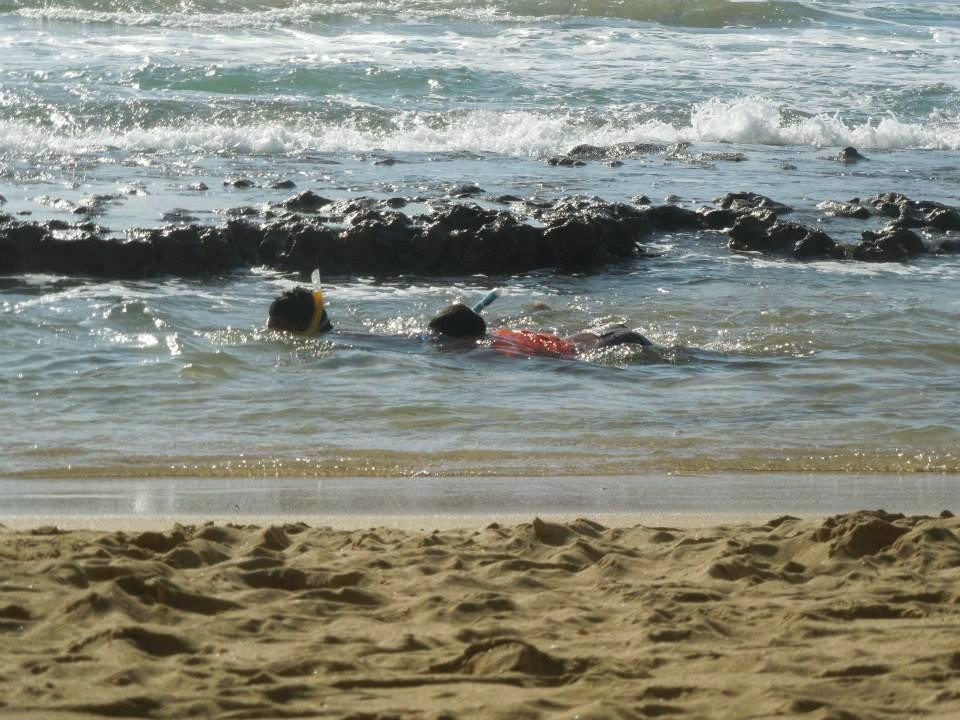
[867,192,960,232]
[726,212,841,260]
[852,226,926,262]
[1,189,957,279]
[0,197,663,278]
[711,191,959,262]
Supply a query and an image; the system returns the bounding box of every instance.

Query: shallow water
[3,253,959,479]
[1,0,959,482]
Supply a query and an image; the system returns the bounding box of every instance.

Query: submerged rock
[281,190,332,213]
[833,147,868,163]
[446,183,483,198]
[716,192,793,215]
[695,151,747,163]
[816,200,871,219]
[566,142,671,161]
[545,156,586,167]
[224,206,262,219]
[931,237,960,254]
[315,198,369,219]
[161,209,200,223]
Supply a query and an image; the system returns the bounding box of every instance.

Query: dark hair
[428,303,487,338]
[596,327,651,348]
[268,287,331,333]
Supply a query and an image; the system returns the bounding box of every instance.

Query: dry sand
[1,509,959,719]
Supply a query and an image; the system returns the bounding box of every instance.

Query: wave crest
[1,98,958,157]
[688,97,960,150]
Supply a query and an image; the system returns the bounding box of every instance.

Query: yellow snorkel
[268,280,331,335]
[300,290,327,335]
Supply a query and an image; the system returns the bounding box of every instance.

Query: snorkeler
[266,287,332,335]
[267,286,651,358]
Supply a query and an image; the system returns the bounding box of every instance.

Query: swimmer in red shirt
[267,287,651,358]
[426,301,650,357]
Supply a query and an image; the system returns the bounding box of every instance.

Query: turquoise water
[1,0,959,481]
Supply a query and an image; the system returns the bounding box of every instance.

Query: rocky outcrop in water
[832,146,868,163]
[1,191,957,278]
[565,142,672,161]
[852,226,927,262]
[0,198,661,277]
[697,192,838,260]
[546,142,748,167]
[712,193,960,262]
[816,199,871,219]
[707,191,960,262]
[281,190,332,213]
[867,192,960,232]
[717,192,793,215]
[726,211,841,259]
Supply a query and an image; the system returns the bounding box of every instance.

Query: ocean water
[1,0,959,485]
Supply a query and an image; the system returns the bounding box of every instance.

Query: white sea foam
[13,1,526,30]
[2,97,958,158]
[15,5,320,29]
[687,97,960,150]
[11,0,840,29]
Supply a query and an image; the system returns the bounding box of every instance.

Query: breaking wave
[1,97,958,158]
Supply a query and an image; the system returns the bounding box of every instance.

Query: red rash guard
[490,329,577,358]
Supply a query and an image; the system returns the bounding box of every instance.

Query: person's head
[595,327,651,348]
[267,287,332,334]
[428,303,487,338]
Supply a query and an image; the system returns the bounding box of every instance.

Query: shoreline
[2,473,955,525]
[0,511,781,533]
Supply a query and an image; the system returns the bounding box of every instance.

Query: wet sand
[2,509,959,719]
[4,473,958,518]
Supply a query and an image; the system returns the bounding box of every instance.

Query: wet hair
[428,303,487,338]
[595,327,651,348]
[268,287,331,333]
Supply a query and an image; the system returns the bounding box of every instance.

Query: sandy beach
[2,509,959,719]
